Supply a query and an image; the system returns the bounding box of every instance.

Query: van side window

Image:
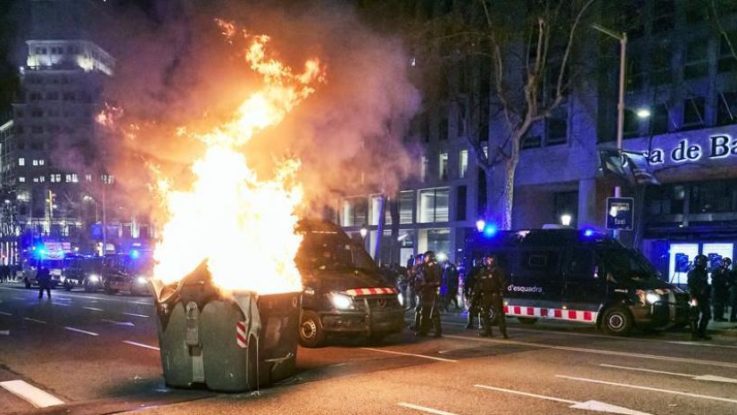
[567,248,595,280]
[518,250,560,279]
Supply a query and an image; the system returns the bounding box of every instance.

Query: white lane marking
[64,326,98,336]
[83,307,104,312]
[600,363,737,384]
[122,312,150,318]
[557,375,737,405]
[0,330,9,335]
[668,341,737,350]
[444,334,737,369]
[0,311,12,316]
[23,317,47,324]
[362,347,458,363]
[474,384,651,415]
[101,318,135,327]
[0,380,64,408]
[397,402,459,415]
[0,287,150,306]
[123,340,160,351]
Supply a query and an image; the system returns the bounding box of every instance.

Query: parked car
[465,228,691,336]
[61,255,104,292]
[101,252,152,296]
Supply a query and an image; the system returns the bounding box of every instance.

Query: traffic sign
[606,197,634,230]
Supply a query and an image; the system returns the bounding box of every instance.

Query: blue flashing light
[129,249,140,260]
[483,223,498,238]
[583,228,595,238]
[475,219,486,232]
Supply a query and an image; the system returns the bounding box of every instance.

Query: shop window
[689,180,737,214]
[682,97,705,130]
[418,188,449,223]
[341,197,368,227]
[399,191,414,224]
[684,39,709,80]
[717,92,737,125]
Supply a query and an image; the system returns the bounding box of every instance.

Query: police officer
[464,258,481,329]
[688,255,712,340]
[711,258,731,322]
[728,260,737,323]
[476,255,509,339]
[37,266,51,299]
[416,251,442,337]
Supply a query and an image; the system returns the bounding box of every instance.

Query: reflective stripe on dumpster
[236,321,248,348]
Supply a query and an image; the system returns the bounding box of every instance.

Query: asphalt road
[1,284,737,415]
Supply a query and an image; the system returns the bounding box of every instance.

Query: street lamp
[359,225,368,239]
[592,23,627,239]
[636,108,651,119]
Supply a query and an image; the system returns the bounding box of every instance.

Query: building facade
[0,0,152,263]
[343,0,737,282]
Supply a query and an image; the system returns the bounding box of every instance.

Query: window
[717,92,737,125]
[32,160,38,166]
[420,156,429,182]
[682,97,705,129]
[341,197,368,227]
[369,195,390,226]
[650,103,670,135]
[646,184,685,215]
[518,250,560,279]
[39,159,45,166]
[651,41,672,86]
[684,39,708,80]
[459,149,468,178]
[46,92,58,100]
[33,177,39,183]
[50,174,61,183]
[18,177,25,183]
[439,152,449,180]
[718,32,737,73]
[546,108,568,145]
[567,249,595,279]
[418,188,449,223]
[439,117,448,141]
[690,180,737,214]
[399,191,413,224]
[456,185,467,221]
[85,174,92,182]
[18,158,25,166]
[652,0,674,34]
[39,176,45,183]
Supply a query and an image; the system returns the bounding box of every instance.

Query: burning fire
[153,21,325,294]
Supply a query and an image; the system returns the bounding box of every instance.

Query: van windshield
[297,232,377,272]
[598,248,658,282]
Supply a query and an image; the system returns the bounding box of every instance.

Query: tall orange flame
[153,21,325,294]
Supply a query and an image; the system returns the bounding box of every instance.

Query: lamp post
[593,24,627,239]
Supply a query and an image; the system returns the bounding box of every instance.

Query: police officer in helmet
[476,255,509,339]
[711,257,731,322]
[464,257,482,329]
[416,251,442,337]
[688,254,712,340]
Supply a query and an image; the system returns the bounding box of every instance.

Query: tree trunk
[373,194,386,264]
[502,157,518,230]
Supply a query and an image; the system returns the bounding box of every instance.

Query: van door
[506,248,564,314]
[562,247,604,321]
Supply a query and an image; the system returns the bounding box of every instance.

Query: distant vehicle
[22,242,69,288]
[465,228,690,336]
[101,251,153,296]
[295,219,405,347]
[61,255,104,292]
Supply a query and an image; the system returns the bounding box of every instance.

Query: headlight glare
[330,293,354,310]
[88,274,100,283]
[397,293,404,306]
[645,292,661,304]
[136,276,147,285]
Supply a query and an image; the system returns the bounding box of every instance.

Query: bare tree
[409,0,596,229]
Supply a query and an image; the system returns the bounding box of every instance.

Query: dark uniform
[711,258,731,322]
[464,261,481,329]
[729,264,737,322]
[36,267,51,299]
[416,251,442,337]
[475,257,508,338]
[688,255,711,340]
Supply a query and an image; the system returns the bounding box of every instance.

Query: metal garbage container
[153,264,300,392]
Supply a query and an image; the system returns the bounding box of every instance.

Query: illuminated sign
[641,134,737,165]
[606,197,634,231]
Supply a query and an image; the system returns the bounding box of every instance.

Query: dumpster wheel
[299,310,326,348]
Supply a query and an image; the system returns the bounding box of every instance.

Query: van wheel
[299,310,325,348]
[602,307,633,336]
[518,317,538,325]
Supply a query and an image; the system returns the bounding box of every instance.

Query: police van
[295,220,405,347]
[465,228,690,336]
